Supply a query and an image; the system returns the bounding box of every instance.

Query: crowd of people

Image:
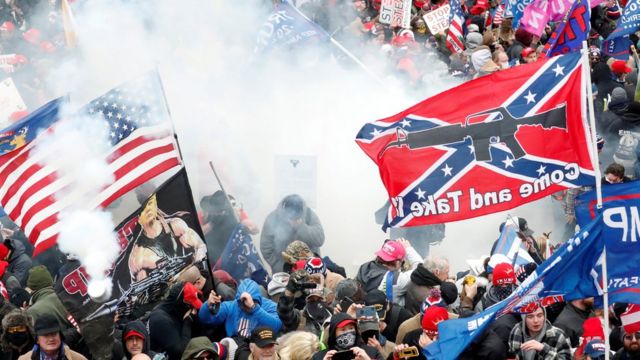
[1,0,640,359]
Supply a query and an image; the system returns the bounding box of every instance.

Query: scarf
[410,264,442,287]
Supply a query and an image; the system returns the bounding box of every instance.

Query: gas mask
[335,331,357,350]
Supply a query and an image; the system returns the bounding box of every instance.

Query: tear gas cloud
[36,0,562,277]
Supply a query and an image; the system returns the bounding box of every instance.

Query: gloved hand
[285,270,309,297]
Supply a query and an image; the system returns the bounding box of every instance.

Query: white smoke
[25,0,566,279]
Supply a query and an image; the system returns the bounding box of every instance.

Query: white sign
[379,0,412,28]
[0,77,26,129]
[274,155,317,209]
[423,4,451,35]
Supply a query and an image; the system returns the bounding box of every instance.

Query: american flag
[446,0,465,54]
[0,73,182,255]
[493,3,505,25]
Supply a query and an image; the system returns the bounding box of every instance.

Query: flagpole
[583,40,609,359]
[208,161,241,224]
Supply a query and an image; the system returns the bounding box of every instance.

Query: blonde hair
[277,331,320,360]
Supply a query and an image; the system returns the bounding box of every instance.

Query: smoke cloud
[29,0,564,278]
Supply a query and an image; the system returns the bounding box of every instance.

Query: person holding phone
[312,313,383,360]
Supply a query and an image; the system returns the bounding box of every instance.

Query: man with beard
[129,194,206,282]
[508,305,571,359]
[614,328,640,359]
[277,270,331,336]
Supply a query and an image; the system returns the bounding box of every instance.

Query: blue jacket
[198,279,282,336]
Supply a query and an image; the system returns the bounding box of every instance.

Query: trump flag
[356,52,595,229]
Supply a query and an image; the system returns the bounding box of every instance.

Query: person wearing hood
[601,88,632,136]
[0,309,34,360]
[199,278,282,338]
[0,238,31,287]
[149,281,203,359]
[508,305,571,360]
[181,336,228,360]
[470,46,500,79]
[200,191,240,264]
[593,62,623,115]
[404,256,449,315]
[260,194,325,273]
[311,312,383,360]
[395,305,450,360]
[364,290,411,343]
[119,320,166,360]
[278,269,332,337]
[0,261,21,298]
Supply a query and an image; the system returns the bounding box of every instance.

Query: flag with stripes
[541,0,590,58]
[493,3,505,25]
[0,72,182,255]
[446,0,465,54]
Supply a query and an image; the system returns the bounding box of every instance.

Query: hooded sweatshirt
[198,279,282,337]
[181,337,219,360]
[311,313,383,360]
[122,320,164,360]
[5,240,31,287]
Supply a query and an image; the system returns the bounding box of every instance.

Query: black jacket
[4,239,31,287]
[553,302,592,347]
[149,284,194,360]
[119,320,164,360]
[381,304,412,343]
[312,313,383,360]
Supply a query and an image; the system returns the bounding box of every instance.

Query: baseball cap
[611,60,632,74]
[492,263,516,286]
[584,339,606,358]
[124,329,145,341]
[250,326,277,348]
[364,290,388,320]
[358,320,379,333]
[375,240,406,262]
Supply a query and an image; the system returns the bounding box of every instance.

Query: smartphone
[398,346,419,358]
[333,350,355,360]
[339,297,354,312]
[356,306,378,320]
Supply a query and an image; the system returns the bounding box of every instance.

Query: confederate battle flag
[356,51,595,229]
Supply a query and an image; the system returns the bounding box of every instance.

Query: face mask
[7,332,29,347]
[335,330,356,350]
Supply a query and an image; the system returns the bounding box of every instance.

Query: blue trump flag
[606,0,640,41]
[575,181,640,304]
[604,35,632,60]
[425,216,604,360]
[255,1,330,53]
[506,0,535,29]
[542,0,590,57]
[216,224,269,288]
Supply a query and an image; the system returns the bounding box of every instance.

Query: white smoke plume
[25,0,564,279]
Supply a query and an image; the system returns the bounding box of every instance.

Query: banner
[0,77,26,129]
[542,0,590,58]
[56,168,207,324]
[356,52,595,229]
[424,5,451,35]
[606,0,640,41]
[520,0,603,36]
[425,216,604,360]
[604,35,631,60]
[215,224,269,288]
[575,181,640,304]
[255,1,329,53]
[488,219,535,270]
[506,0,536,29]
[379,0,412,28]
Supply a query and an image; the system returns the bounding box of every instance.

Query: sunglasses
[624,332,640,341]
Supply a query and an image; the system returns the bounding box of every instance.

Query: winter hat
[183,282,203,309]
[39,41,55,54]
[375,240,406,262]
[213,270,238,289]
[0,21,14,32]
[575,317,605,356]
[7,54,27,65]
[492,263,516,286]
[515,28,534,47]
[421,306,449,332]
[22,28,41,45]
[267,272,290,297]
[304,257,327,276]
[334,279,360,304]
[464,32,484,54]
[467,24,480,33]
[439,282,458,305]
[610,87,629,107]
[611,60,632,74]
[26,265,53,291]
[606,4,622,20]
[420,288,446,314]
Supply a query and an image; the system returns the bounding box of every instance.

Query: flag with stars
[356,52,595,229]
[446,0,465,54]
[215,224,269,288]
[606,0,640,41]
[0,72,182,255]
[541,0,590,58]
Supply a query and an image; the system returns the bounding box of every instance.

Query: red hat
[39,41,56,54]
[0,21,15,32]
[0,244,9,260]
[575,317,604,357]
[0,261,7,278]
[611,60,632,74]
[336,318,357,329]
[375,240,406,262]
[183,282,203,309]
[124,329,145,341]
[421,306,449,332]
[8,54,27,65]
[22,28,41,45]
[470,5,486,15]
[492,263,516,286]
[213,270,237,288]
[521,47,536,58]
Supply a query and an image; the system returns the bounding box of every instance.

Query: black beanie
[440,282,458,305]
